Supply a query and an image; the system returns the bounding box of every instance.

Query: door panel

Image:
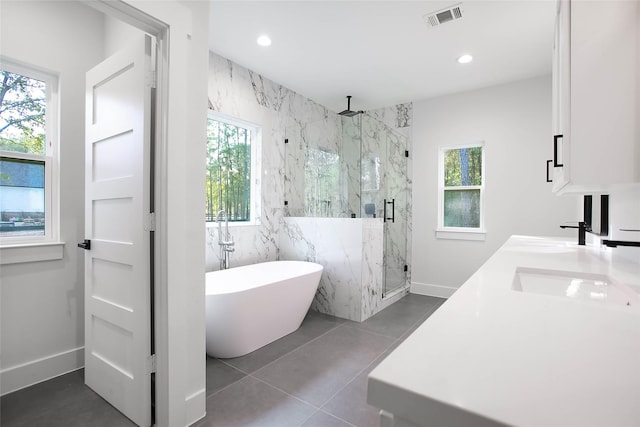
[383,128,408,297]
[84,34,153,427]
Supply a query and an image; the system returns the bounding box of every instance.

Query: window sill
[0,242,65,265]
[436,229,486,241]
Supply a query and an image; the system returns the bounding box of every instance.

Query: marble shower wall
[206,52,332,270]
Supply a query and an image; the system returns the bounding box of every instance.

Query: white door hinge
[146,70,157,88]
[145,212,156,232]
[147,354,157,374]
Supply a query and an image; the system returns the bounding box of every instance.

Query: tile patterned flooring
[1,294,445,427]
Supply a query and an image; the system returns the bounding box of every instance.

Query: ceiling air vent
[424,3,463,28]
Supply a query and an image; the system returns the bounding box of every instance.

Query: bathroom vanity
[367,235,640,426]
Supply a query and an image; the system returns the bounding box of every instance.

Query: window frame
[0,58,59,248]
[205,110,260,227]
[436,141,486,240]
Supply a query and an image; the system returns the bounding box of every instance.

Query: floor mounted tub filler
[205,260,323,358]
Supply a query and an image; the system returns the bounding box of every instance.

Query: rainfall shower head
[338,96,364,117]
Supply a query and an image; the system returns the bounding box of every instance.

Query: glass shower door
[382,128,408,297]
[360,114,408,298]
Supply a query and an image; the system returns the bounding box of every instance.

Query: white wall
[176,2,209,424]
[411,76,579,291]
[103,15,140,57]
[0,1,105,395]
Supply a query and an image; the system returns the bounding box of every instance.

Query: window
[206,111,259,224]
[437,143,485,239]
[0,60,58,245]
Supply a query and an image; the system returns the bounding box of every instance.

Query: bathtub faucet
[216,210,235,269]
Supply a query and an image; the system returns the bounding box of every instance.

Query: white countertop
[368,235,640,427]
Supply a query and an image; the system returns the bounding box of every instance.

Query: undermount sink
[512,267,640,309]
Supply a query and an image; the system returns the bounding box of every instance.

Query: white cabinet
[551,0,640,194]
[550,0,570,191]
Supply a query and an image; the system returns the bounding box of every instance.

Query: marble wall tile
[367,103,413,131]
[205,212,280,271]
[207,52,337,272]
[279,217,386,322]
[361,219,384,319]
[281,217,363,321]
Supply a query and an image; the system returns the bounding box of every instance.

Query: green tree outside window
[442,145,483,228]
[0,68,49,238]
[206,117,252,222]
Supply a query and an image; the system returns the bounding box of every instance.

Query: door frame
[82,1,171,425]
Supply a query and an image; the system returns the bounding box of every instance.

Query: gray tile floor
[1,294,444,427]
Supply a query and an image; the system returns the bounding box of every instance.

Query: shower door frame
[381,127,409,299]
[359,114,410,300]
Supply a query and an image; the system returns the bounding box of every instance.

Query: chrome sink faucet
[217,210,235,269]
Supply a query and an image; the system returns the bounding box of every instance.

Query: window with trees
[0,60,58,243]
[438,143,484,236]
[206,112,259,224]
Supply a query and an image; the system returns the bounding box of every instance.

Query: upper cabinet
[551,0,640,194]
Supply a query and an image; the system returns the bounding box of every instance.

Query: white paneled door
[83,34,154,427]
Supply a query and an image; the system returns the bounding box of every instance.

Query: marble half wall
[280,217,387,322]
[361,219,385,320]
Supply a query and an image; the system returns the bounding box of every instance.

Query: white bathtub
[205,260,323,358]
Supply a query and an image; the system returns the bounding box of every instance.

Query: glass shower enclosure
[284,112,410,298]
[359,115,408,297]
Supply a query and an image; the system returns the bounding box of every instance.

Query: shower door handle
[384,199,395,223]
[383,199,387,222]
[390,199,395,223]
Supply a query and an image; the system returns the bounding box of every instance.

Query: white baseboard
[184,388,206,427]
[1,347,84,396]
[410,282,457,299]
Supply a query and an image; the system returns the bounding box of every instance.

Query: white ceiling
[209,1,556,113]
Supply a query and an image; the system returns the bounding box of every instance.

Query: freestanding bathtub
[205,260,323,358]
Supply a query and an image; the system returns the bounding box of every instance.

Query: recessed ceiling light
[257,35,272,47]
[457,54,473,64]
